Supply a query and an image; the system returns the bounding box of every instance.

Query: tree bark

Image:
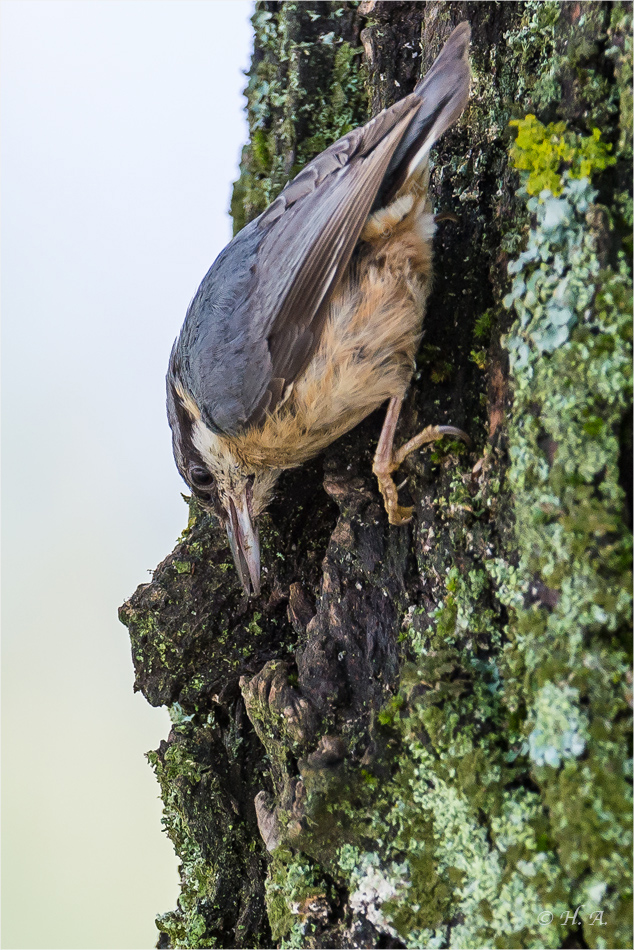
[119,3,632,948]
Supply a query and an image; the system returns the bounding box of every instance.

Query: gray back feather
[168,22,471,442]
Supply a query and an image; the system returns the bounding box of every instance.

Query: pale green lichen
[338,847,405,939]
[526,682,588,767]
[328,664,567,947]
[504,178,605,360]
[494,69,632,948]
[266,849,333,946]
[502,1,561,108]
[169,702,197,728]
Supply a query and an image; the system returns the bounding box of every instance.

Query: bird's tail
[373,22,471,209]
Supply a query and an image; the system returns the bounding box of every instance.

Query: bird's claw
[434,211,460,224]
[391,503,415,525]
[373,422,470,525]
[373,459,414,524]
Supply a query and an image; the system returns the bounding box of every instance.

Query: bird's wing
[377,21,471,206]
[241,94,421,426]
[176,23,470,436]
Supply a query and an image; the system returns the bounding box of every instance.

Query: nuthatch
[167,23,471,595]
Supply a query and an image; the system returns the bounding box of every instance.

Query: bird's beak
[225,489,261,596]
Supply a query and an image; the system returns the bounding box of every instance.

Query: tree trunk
[119,3,633,948]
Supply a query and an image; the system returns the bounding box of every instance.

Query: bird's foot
[373,452,415,525]
[373,396,470,526]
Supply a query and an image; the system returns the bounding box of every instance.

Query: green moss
[295,40,367,166]
[265,850,332,945]
[502,1,562,108]
[470,348,488,371]
[509,115,616,197]
[173,559,192,574]
[473,309,495,341]
[149,738,218,948]
[149,723,270,949]
[231,3,368,233]
[322,615,567,946]
[247,612,264,636]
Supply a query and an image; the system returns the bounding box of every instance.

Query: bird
[167,22,471,596]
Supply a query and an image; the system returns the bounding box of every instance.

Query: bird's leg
[372,396,470,526]
[373,397,409,522]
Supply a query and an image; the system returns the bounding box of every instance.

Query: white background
[2,2,253,946]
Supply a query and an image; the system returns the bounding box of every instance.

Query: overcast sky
[2,2,254,946]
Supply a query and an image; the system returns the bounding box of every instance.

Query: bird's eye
[190,466,212,486]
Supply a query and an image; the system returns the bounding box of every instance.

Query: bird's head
[166,373,278,595]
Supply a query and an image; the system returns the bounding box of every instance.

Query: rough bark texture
[119,3,632,948]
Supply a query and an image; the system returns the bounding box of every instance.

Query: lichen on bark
[119,3,632,947]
